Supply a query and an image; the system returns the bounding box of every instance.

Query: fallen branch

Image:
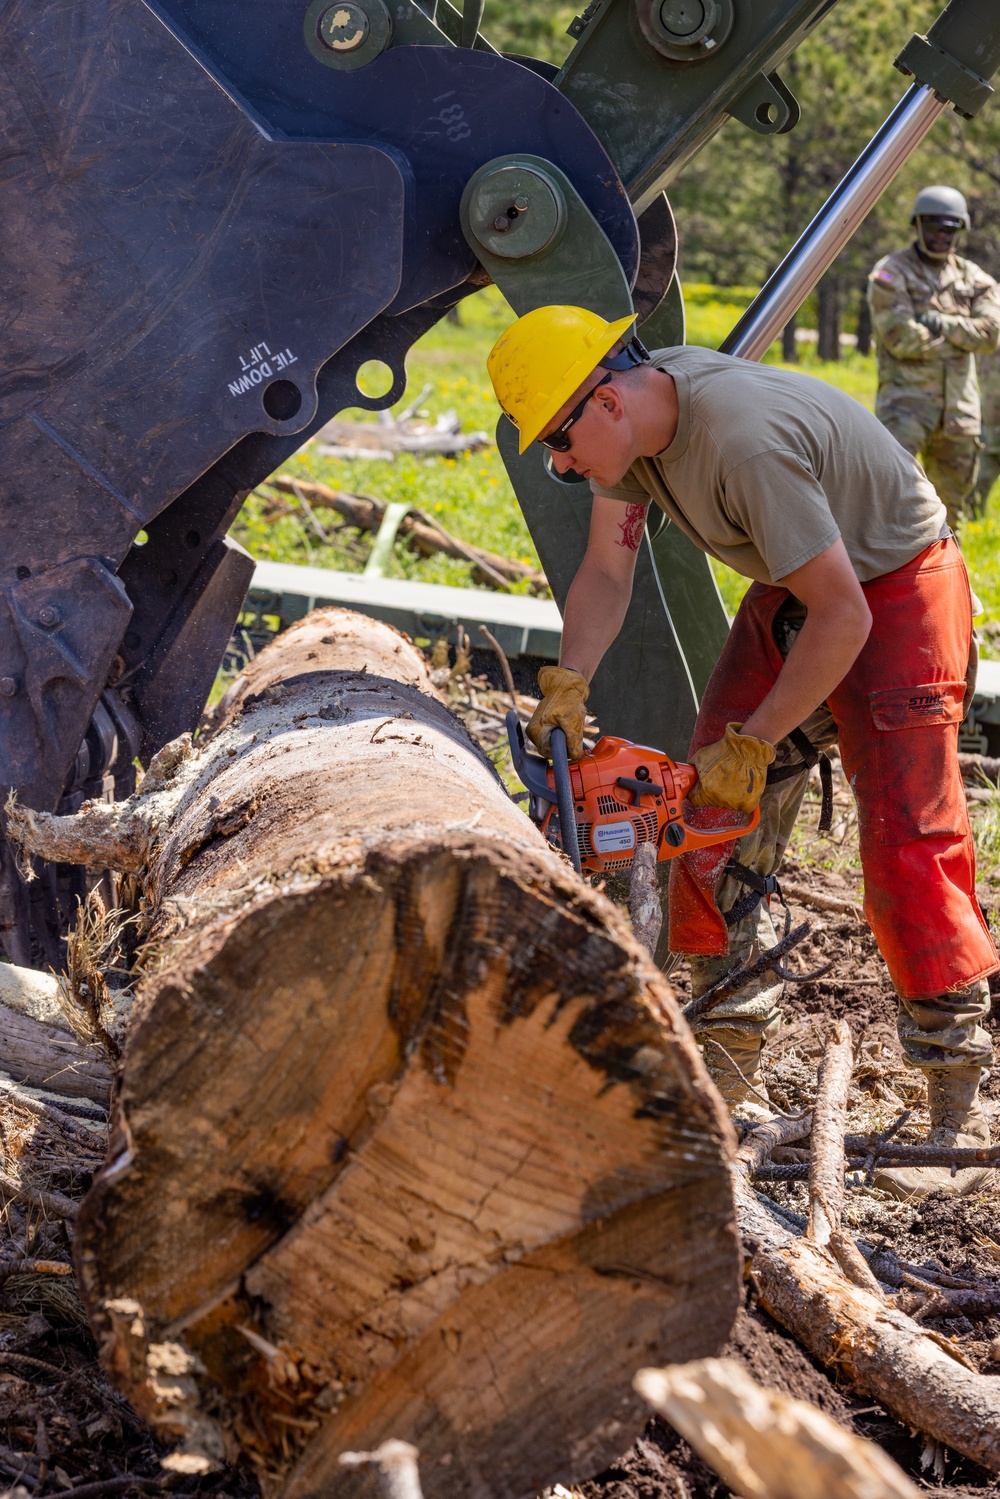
[844,1131,1000,1163]
[757,1142,1000,1175]
[314,405,490,459]
[779,880,864,919]
[735,1112,812,1175]
[0,1257,72,1277]
[0,1079,107,1124]
[900,1285,1000,1319]
[635,1358,920,1499]
[0,1078,107,1146]
[682,922,811,1026]
[959,752,1000,785]
[734,1142,1000,1468]
[751,1199,981,1297]
[807,1021,851,1249]
[265,475,547,592]
[0,998,113,1105]
[0,1170,78,1220]
[805,1025,884,1299]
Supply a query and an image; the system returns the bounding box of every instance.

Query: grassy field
[234,282,1000,627]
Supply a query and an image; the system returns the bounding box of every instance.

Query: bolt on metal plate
[466,162,567,260]
[302,0,392,70]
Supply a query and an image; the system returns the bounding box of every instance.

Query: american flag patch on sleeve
[873,266,896,287]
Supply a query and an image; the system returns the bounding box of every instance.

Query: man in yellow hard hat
[487,304,998,1199]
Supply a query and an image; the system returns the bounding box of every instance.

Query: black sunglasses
[538,373,613,452]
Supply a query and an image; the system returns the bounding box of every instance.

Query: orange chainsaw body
[537,734,759,875]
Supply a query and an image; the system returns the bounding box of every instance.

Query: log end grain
[77,840,740,1497]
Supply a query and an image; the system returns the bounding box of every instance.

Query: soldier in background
[868,185,1000,528]
[972,347,1000,514]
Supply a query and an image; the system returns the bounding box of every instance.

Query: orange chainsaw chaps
[668,538,1000,999]
[674,802,759,851]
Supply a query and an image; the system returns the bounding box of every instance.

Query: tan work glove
[688,722,775,814]
[527,666,589,762]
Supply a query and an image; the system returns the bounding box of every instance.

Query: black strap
[719,859,831,987]
[723,859,781,928]
[765,727,834,835]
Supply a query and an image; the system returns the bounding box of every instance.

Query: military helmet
[910,184,970,230]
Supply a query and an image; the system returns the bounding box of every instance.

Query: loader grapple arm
[2,0,997,965]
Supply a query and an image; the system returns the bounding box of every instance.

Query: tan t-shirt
[592,346,946,584]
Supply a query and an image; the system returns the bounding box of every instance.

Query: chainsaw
[506,711,759,878]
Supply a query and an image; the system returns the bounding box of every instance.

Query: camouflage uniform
[973,347,1000,514]
[868,243,1000,527]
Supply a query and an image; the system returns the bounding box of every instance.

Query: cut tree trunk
[14,608,740,1499]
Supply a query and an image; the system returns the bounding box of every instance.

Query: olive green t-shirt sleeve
[722,449,841,582]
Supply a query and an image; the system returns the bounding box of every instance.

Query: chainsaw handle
[549,728,583,877]
[667,801,760,852]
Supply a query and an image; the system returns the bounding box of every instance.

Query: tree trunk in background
[782,314,798,363]
[817,273,842,362]
[24,609,740,1499]
[856,285,872,357]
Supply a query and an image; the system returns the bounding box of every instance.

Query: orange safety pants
[668,538,999,999]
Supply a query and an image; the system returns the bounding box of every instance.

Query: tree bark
[856,285,872,358]
[817,272,842,362]
[20,609,740,1498]
[782,314,799,363]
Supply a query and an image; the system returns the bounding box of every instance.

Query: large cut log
[11,608,740,1499]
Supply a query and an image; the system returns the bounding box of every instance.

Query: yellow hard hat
[487,304,638,453]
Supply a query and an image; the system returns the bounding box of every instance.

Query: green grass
[234,282,1000,637]
[233,289,541,590]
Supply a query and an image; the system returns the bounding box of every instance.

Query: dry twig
[682,923,811,1026]
[807,1021,852,1248]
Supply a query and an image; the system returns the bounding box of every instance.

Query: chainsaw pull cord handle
[549,728,583,877]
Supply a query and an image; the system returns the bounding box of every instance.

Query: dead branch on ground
[263,474,547,593]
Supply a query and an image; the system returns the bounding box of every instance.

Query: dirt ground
[2,675,1000,1496]
[581,771,1000,1499]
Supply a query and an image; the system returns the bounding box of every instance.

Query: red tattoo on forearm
[616,502,647,551]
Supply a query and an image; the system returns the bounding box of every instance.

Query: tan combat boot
[695,1020,775,1122]
[873,1065,991,1200]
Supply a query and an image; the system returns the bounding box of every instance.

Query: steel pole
[721,83,947,362]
